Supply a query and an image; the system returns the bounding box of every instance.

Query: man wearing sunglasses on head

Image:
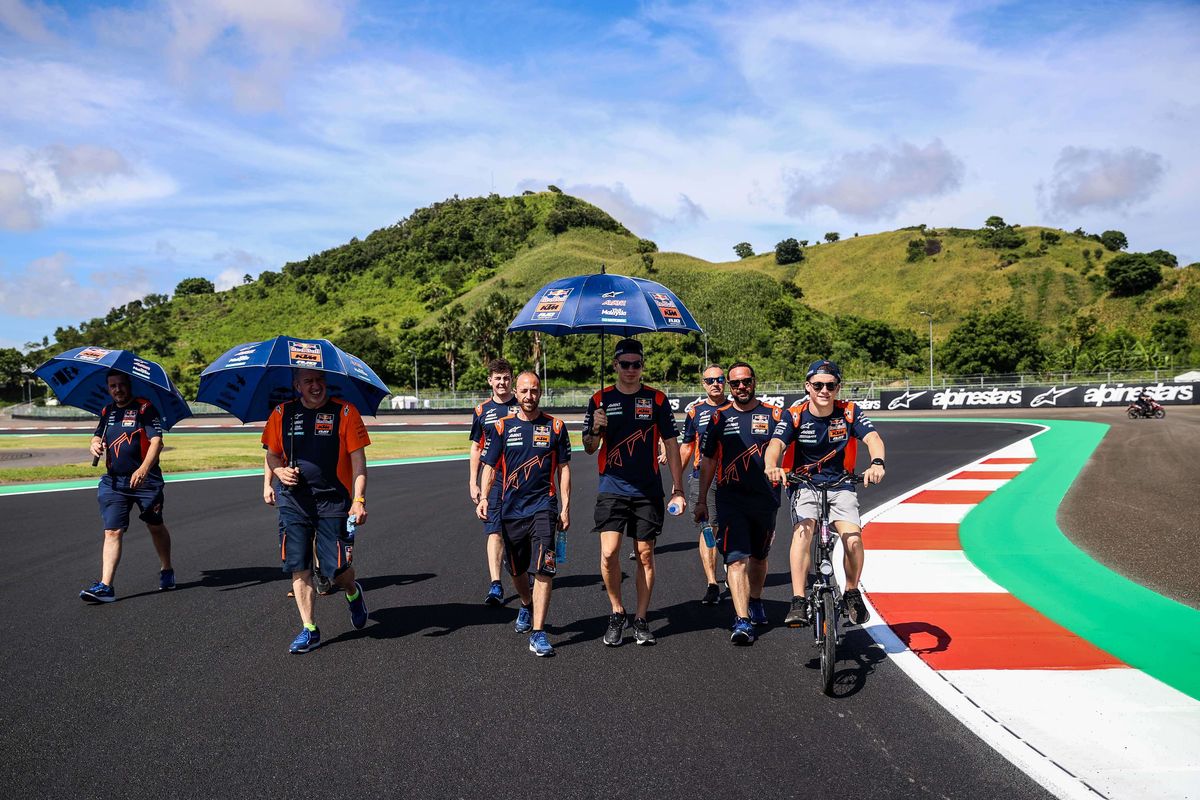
[582,339,685,647]
[678,364,730,605]
[764,360,885,628]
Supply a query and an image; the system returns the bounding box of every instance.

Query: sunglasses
[617,360,643,369]
[728,378,754,387]
[703,376,725,385]
[808,380,840,391]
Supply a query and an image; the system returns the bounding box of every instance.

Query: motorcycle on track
[1127,399,1166,419]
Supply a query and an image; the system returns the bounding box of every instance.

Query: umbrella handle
[92,419,107,467]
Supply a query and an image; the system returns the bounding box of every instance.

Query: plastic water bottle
[345,514,357,542]
[701,523,716,549]
[554,526,567,564]
[667,498,683,516]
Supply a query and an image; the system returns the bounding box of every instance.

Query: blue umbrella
[197,335,390,423]
[34,346,192,430]
[507,270,702,337]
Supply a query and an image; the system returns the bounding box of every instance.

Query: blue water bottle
[701,523,716,549]
[345,514,357,542]
[555,525,567,564]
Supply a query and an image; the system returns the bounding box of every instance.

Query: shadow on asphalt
[799,628,886,699]
[360,572,437,592]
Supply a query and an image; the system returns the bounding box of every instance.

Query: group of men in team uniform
[79,337,884,657]
[468,338,886,654]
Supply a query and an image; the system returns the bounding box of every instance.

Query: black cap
[805,359,841,381]
[614,338,643,358]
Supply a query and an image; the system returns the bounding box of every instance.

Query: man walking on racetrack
[678,363,729,605]
[469,358,519,607]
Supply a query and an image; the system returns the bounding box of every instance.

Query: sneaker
[514,604,533,634]
[347,581,369,629]
[632,617,656,646]
[627,549,637,561]
[748,598,769,626]
[844,589,870,625]
[701,583,720,605]
[289,627,321,654]
[80,581,115,603]
[158,569,176,591]
[603,612,627,646]
[784,595,810,627]
[484,581,504,606]
[314,572,334,596]
[730,617,756,645]
[528,630,554,657]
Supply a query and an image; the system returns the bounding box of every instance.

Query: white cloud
[213,248,265,289]
[1039,146,1166,217]
[784,139,964,221]
[0,169,40,229]
[0,252,152,318]
[0,0,59,44]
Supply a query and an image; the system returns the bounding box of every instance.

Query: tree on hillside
[438,306,466,391]
[1105,253,1163,296]
[1151,318,1190,355]
[1100,230,1128,252]
[824,232,840,243]
[334,321,397,383]
[838,317,920,365]
[1039,230,1061,245]
[733,242,754,259]
[467,292,523,365]
[1147,249,1178,268]
[774,238,804,266]
[984,216,1006,230]
[0,347,27,394]
[175,277,215,296]
[939,307,1045,374]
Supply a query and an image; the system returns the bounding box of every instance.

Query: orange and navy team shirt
[261,397,371,518]
[699,401,782,506]
[584,384,678,498]
[479,413,571,519]
[770,399,874,489]
[469,396,520,447]
[94,398,164,484]
[680,397,729,479]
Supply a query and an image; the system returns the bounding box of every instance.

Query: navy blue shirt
[583,385,678,498]
[470,396,520,446]
[770,400,875,489]
[94,399,164,486]
[680,397,727,479]
[262,398,371,518]
[699,401,781,506]
[480,413,572,519]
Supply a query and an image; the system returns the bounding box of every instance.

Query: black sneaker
[627,549,637,561]
[844,589,870,625]
[701,583,720,605]
[314,572,334,596]
[784,595,810,627]
[604,612,627,646]
[632,617,656,646]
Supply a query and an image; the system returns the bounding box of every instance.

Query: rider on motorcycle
[1134,392,1154,416]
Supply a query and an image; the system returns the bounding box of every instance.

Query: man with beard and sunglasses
[764,360,885,628]
[582,339,685,647]
[678,364,730,605]
[693,362,781,644]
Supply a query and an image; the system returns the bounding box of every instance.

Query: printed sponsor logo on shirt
[288,341,324,369]
[605,402,623,417]
[751,413,770,435]
[121,409,137,428]
[75,347,111,362]
[723,418,740,433]
[635,397,653,419]
[533,425,551,448]
[315,412,335,435]
[828,418,848,442]
[506,432,524,445]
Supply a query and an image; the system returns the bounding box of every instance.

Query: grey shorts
[789,486,861,529]
[687,474,718,530]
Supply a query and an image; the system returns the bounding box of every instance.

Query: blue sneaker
[730,617,756,645]
[80,581,115,603]
[748,597,768,627]
[485,581,504,606]
[158,569,176,591]
[347,581,368,629]
[514,604,533,634]
[289,627,321,654]
[529,630,554,657]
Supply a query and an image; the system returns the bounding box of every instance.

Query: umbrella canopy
[507,272,702,337]
[34,347,192,430]
[197,336,389,423]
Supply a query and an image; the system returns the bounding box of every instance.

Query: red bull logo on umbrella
[75,347,111,362]
[542,288,573,302]
[288,341,324,368]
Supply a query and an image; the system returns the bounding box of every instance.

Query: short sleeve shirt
[680,397,728,479]
[469,396,520,447]
[769,399,875,489]
[699,401,781,506]
[584,384,678,498]
[262,397,371,518]
[94,399,164,485]
[480,412,571,519]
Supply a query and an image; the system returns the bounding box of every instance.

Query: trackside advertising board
[878,382,1198,411]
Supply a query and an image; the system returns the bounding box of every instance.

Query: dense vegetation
[5,190,1197,401]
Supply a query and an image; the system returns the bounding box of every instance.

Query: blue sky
[1,0,1198,349]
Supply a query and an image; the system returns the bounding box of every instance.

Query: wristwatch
[870,458,886,468]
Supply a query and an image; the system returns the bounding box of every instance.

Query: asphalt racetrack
[0,420,1057,800]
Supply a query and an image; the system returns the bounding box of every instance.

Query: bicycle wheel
[821,591,837,695]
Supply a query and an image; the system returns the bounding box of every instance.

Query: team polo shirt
[584,384,678,498]
[680,397,729,479]
[699,401,782,506]
[261,397,371,518]
[469,396,520,447]
[94,398,164,484]
[770,399,875,488]
[479,412,571,519]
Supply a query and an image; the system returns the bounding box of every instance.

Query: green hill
[25,193,1198,394]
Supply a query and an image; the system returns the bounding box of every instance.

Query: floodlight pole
[918,311,933,389]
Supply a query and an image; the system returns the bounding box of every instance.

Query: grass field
[0,432,467,484]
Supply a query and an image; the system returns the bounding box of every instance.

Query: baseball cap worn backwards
[614,339,643,358]
[806,359,841,381]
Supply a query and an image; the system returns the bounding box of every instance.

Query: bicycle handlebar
[784,470,863,489]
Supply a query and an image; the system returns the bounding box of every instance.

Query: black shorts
[501,509,557,577]
[715,495,776,564]
[593,493,664,541]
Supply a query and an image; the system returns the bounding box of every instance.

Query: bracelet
[353,496,366,503]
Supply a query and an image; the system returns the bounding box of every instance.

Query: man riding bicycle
[764,360,885,627]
